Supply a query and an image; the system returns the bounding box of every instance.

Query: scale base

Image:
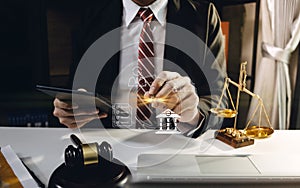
[215,128,254,148]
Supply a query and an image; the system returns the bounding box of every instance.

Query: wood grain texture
[0,152,23,188]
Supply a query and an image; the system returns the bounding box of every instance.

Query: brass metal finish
[210,108,237,118]
[244,126,274,139]
[82,143,99,166]
[215,128,254,148]
[212,62,273,147]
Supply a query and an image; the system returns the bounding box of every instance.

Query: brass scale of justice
[211,62,274,148]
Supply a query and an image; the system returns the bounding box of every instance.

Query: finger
[53,98,78,110]
[144,91,151,99]
[53,108,74,118]
[53,107,100,118]
[65,123,78,129]
[163,96,180,110]
[149,89,183,110]
[149,71,180,95]
[73,115,101,123]
[67,121,89,129]
[58,116,77,128]
[154,80,180,98]
[143,91,159,105]
[73,108,100,116]
[151,100,168,110]
[156,76,191,98]
[98,112,108,119]
[152,83,197,111]
[59,114,102,128]
[149,91,180,110]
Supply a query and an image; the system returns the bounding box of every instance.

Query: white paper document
[1,145,39,188]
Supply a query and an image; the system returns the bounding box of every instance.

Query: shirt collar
[122,0,168,27]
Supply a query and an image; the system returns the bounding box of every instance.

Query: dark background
[0,0,263,128]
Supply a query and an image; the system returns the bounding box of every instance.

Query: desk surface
[1,127,300,186]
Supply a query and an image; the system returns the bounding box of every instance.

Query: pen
[149,79,167,99]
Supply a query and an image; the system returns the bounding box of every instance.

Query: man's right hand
[53,98,108,128]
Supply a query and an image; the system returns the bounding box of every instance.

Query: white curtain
[248,0,300,129]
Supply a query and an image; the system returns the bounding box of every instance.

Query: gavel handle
[70,134,83,146]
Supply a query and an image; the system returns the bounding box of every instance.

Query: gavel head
[64,134,113,168]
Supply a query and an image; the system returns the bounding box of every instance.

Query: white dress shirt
[112,0,167,128]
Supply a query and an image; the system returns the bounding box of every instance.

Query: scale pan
[210,108,237,118]
[244,126,274,139]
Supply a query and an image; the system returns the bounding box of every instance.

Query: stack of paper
[0,145,40,188]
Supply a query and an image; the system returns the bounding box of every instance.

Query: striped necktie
[136,8,155,127]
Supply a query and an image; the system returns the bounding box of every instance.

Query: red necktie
[136,8,155,127]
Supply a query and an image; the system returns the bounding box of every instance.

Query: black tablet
[36,85,111,113]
